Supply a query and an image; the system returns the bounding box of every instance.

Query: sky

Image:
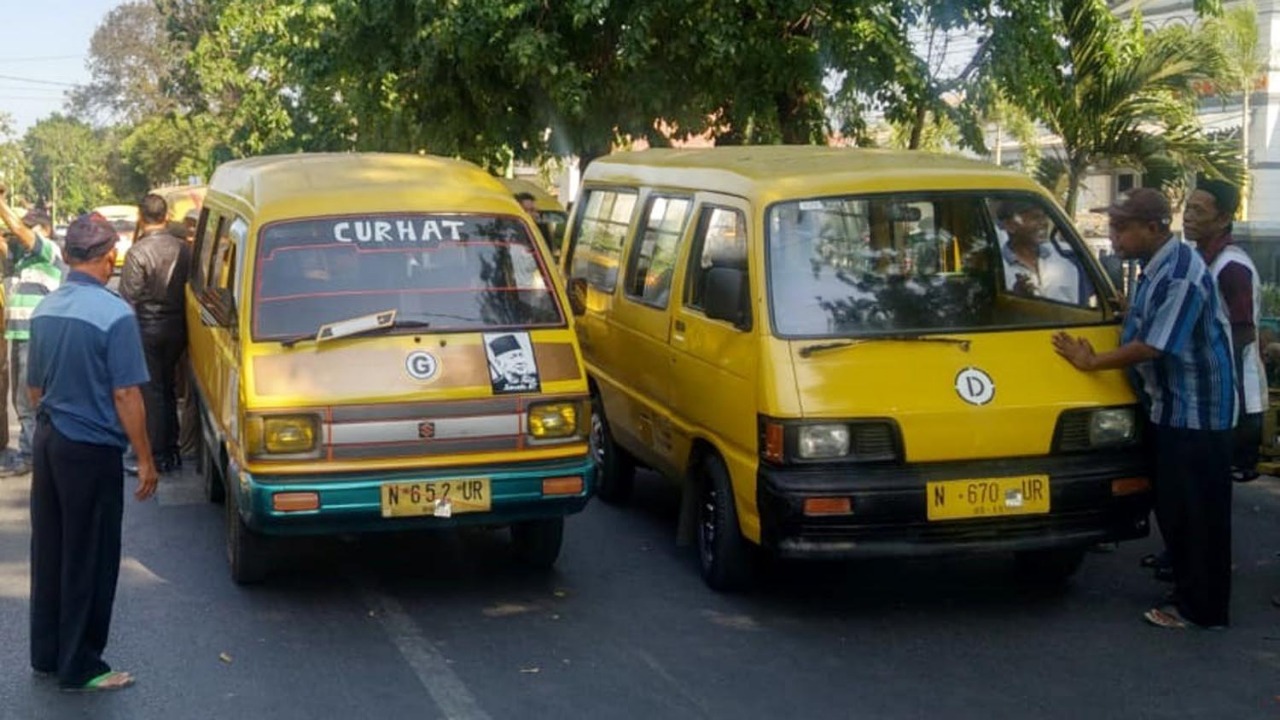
[0,0,123,136]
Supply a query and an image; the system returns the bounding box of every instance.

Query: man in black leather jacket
[120,194,190,473]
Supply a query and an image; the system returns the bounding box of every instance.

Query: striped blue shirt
[27,271,149,448]
[1122,238,1235,430]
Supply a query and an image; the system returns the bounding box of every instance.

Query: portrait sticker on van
[484,331,541,394]
[332,217,467,244]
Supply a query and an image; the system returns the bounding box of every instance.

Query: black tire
[511,517,564,569]
[200,436,225,504]
[1014,547,1087,585]
[591,394,635,505]
[226,485,271,585]
[696,454,755,592]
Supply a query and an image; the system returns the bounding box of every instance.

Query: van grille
[1055,412,1092,452]
[852,424,897,461]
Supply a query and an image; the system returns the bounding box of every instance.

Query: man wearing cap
[488,333,540,393]
[1053,187,1235,630]
[27,213,157,691]
[1184,177,1266,484]
[0,186,65,477]
[120,194,190,475]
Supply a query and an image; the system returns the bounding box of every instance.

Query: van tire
[226,485,271,585]
[591,394,634,504]
[696,454,754,592]
[200,437,225,504]
[1014,547,1086,585]
[511,517,564,569]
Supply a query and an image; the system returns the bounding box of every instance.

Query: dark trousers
[1150,424,1233,627]
[29,418,125,687]
[0,331,9,450]
[142,334,184,464]
[12,339,33,459]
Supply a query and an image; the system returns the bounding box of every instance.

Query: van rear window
[252,214,563,341]
[767,192,1111,338]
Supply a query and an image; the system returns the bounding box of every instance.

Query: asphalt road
[1,464,1278,720]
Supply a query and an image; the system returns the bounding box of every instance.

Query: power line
[0,85,67,94]
[0,74,79,88]
[0,55,83,63]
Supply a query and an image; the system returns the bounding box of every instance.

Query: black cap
[63,213,118,261]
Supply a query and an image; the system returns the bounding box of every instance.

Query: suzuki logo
[417,421,436,439]
[955,367,995,406]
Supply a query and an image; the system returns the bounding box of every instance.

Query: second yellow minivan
[188,153,594,583]
[563,146,1152,591]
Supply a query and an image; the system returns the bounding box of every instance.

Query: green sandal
[61,670,134,693]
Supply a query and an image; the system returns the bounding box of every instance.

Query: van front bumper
[230,456,594,536]
[757,451,1150,559]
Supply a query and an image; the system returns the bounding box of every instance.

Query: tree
[1002,0,1239,214]
[70,1,186,125]
[1203,2,1264,218]
[23,116,113,220]
[0,113,32,201]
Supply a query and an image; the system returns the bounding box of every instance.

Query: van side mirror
[568,277,588,316]
[704,267,751,330]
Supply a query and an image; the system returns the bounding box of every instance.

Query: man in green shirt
[0,186,65,476]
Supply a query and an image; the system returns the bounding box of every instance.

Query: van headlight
[246,413,320,457]
[528,402,584,440]
[797,424,851,459]
[1089,408,1135,446]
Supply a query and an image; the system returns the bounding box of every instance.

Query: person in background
[1184,178,1266,484]
[0,190,65,477]
[28,213,156,691]
[120,194,190,475]
[514,191,538,219]
[995,199,1081,304]
[1054,188,1235,630]
[175,208,200,460]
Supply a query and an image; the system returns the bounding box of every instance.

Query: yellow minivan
[563,146,1152,591]
[188,153,594,583]
[501,177,569,259]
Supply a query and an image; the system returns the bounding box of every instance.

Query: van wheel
[696,454,754,592]
[1014,547,1086,585]
[200,437,225,504]
[511,518,564,570]
[226,485,271,585]
[591,395,634,505]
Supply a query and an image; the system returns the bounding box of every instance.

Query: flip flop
[1139,553,1163,569]
[61,670,134,693]
[1143,605,1225,631]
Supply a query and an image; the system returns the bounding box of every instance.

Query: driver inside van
[996,199,1080,304]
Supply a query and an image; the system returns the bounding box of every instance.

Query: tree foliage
[22,116,113,218]
[69,1,185,125]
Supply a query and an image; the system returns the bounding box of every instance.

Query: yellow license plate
[926,475,1050,521]
[380,479,491,518]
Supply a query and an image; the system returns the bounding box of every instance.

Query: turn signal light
[272,492,320,512]
[1110,477,1151,496]
[803,497,853,516]
[763,422,784,463]
[542,476,584,496]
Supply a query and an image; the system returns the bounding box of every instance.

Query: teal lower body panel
[230,456,595,536]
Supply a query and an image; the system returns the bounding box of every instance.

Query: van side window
[686,206,747,311]
[194,213,225,295]
[224,217,248,304]
[568,188,638,292]
[624,196,691,308]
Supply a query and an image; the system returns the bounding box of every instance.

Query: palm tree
[1021,0,1240,215]
[1203,2,1264,218]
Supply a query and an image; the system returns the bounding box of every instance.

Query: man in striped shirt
[1053,188,1235,630]
[0,188,65,477]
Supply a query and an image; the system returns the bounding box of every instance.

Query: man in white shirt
[996,199,1080,304]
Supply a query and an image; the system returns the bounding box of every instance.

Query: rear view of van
[563,146,1152,591]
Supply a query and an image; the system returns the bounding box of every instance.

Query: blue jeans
[12,339,33,462]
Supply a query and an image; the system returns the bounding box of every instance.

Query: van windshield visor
[252,214,564,341]
[766,192,1112,338]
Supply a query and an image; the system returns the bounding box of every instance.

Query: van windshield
[252,214,564,341]
[766,192,1111,338]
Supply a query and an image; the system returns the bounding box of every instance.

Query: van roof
[582,146,1044,201]
[207,152,518,219]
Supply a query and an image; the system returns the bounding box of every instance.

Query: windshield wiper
[798,334,971,358]
[280,310,432,348]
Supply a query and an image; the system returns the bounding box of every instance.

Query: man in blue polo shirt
[1053,188,1235,630]
[27,214,157,691]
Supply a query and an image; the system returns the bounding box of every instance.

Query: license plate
[380,479,491,518]
[926,475,1050,521]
